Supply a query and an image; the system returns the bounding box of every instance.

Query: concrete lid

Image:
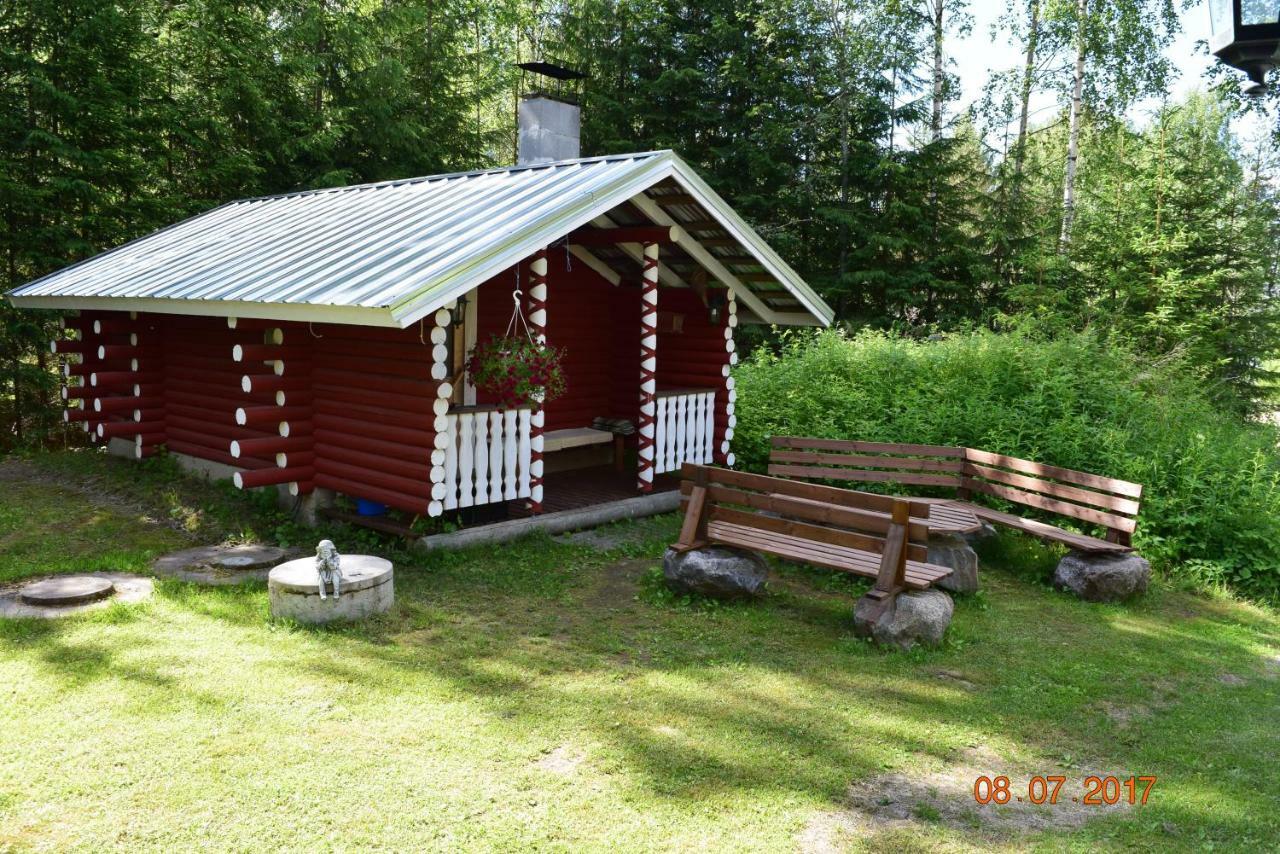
[20,575,114,606]
[268,555,392,594]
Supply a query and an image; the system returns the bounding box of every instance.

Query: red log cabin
[8,144,833,530]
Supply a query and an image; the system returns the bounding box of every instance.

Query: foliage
[734,329,1280,602]
[465,334,567,408]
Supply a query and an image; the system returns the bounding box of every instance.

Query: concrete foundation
[417,490,681,551]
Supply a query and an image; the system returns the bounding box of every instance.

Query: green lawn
[0,451,1277,851]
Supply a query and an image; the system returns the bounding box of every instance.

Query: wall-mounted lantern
[707,292,727,326]
[1208,0,1280,95]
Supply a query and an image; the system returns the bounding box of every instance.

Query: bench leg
[857,499,911,626]
[672,468,711,552]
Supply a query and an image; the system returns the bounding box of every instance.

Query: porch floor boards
[509,465,681,517]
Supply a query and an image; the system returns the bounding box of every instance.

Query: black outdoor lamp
[1208,0,1280,95]
[707,291,727,326]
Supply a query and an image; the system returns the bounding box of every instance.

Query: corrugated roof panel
[8,149,835,327]
[12,154,661,309]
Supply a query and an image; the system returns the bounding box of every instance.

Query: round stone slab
[211,544,288,570]
[153,544,290,585]
[268,555,394,624]
[20,575,114,606]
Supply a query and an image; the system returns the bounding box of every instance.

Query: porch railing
[655,388,716,475]
[443,405,532,510]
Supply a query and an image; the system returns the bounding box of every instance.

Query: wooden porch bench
[768,438,1144,553]
[674,463,953,620]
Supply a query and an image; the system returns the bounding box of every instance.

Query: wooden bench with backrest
[768,438,1143,553]
[673,463,953,622]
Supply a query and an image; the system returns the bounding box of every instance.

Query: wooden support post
[637,242,659,493]
[858,499,912,625]
[673,465,711,550]
[527,249,548,513]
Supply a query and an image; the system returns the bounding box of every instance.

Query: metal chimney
[516,61,586,166]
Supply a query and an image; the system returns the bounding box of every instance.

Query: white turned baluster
[517,409,532,498]
[473,414,490,505]
[691,391,701,460]
[458,413,475,508]
[487,411,503,500]
[502,410,518,500]
[703,392,715,462]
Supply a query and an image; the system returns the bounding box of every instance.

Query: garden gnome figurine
[315,540,342,600]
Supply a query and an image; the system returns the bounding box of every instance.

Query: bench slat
[768,463,962,489]
[965,478,1138,533]
[680,462,930,519]
[965,462,1141,516]
[709,504,929,564]
[965,504,1132,552]
[770,450,965,473]
[964,447,1142,498]
[690,483,931,542]
[707,520,950,588]
[771,437,966,457]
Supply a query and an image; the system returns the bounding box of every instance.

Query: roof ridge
[234,150,672,205]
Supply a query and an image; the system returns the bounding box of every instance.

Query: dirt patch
[555,515,672,551]
[1100,701,1149,728]
[585,558,651,611]
[532,744,585,776]
[0,458,156,521]
[933,669,979,690]
[818,744,1130,841]
[1218,673,1247,687]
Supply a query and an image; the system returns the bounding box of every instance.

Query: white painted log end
[233,472,245,489]
[230,440,242,458]
[232,344,245,362]
[234,408,248,426]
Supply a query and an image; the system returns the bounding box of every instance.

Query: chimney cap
[516,60,587,81]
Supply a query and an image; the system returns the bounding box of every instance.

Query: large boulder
[927,534,979,594]
[662,546,769,600]
[1052,550,1150,603]
[853,589,954,651]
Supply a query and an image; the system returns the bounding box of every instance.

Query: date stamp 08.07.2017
[973,775,1157,807]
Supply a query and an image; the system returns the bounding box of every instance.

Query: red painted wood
[236,467,312,489]
[313,474,432,514]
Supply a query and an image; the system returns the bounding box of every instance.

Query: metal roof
[8,150,833,328]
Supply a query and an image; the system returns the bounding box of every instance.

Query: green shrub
[733,329,1280,602]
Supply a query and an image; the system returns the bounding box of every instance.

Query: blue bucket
[356,498,387,517]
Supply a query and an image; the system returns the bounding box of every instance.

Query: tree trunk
[930,0,945,143]
[1059,0,1087,250]
[1013,0,1040,187]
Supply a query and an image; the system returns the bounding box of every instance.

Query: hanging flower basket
[465,334,567,409]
